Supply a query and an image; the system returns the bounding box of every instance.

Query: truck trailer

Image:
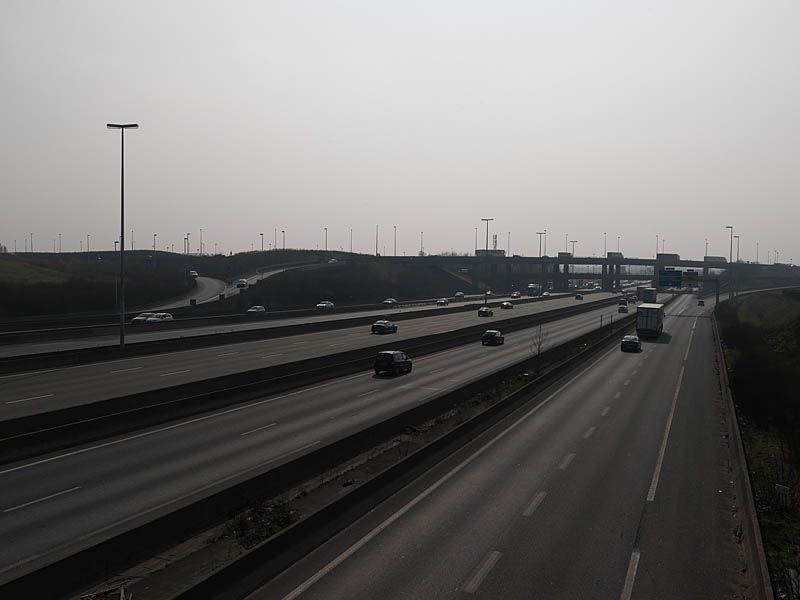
[636,303,665,337]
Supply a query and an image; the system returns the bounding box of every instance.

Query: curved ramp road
[0,299,647,581]
[0,294,622,420]
[256,294,745,600]
[144,276,228,311]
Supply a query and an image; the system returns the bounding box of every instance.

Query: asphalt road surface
[0,296,648,582]
[144,276,228,311]
[255,293,745,600]
[0,293,621,420]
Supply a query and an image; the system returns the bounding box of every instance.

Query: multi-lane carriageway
[0,292,618,420]
[1,293,638,582]
[260,293,747,600]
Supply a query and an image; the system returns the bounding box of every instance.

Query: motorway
[0,292,565,358]
[255,292,745,600]
[0,294,647,582]
[0,293,619,420]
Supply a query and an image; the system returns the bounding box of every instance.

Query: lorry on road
[636,303,665,337]
[637,287,658,303]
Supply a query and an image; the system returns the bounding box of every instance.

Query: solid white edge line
[3,486,81,513]
[159,369,191,377]
[522,491,547,517]
[462,550,502,594]
[619,549,641,600]
[279,344,619,600]
[583,426,596,439]
[647,364,685,502]
[601,406,611,416]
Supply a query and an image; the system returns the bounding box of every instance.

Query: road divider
[0,297,623,464]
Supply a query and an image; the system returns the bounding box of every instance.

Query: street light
[394,225,397,256]
[725,225,734,299]
[200,228,203,255]
[106,122,138,350]
[281,230,286,250]
[260,232,264,252]
[536,231,545,258]
[153,233,157,251]
[186,232,190,255]
[474,227,478,254]
[481,218,493,252]
[324,227,328,252]
[603,232,607,256]
[87,234,90,254]
[617,235,621,253]
[570,240,577,255]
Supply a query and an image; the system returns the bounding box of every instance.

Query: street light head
[107,123,139,129]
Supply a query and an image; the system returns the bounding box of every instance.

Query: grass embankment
[718,289,800,597]
[231,260,480,310]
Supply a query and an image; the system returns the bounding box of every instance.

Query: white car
[247,305,267,313]
[383,298,398,306]
[542,291,551,297]
[235,278,248,289]
[130,312,155,325]
[188,270,199,278]
[500,301,514,309]
[316,301,335,309]
[436,298,449,306]
[145,312,174,323]
[510,291,521,299]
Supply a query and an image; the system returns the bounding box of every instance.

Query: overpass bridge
[377,252,797,293]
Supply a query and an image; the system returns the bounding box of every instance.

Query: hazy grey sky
[2,1,798,261]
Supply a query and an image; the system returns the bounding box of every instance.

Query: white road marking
[623,379,631,386]
[522,491,547,517]
[216,352,239,357]
[358,389,378,397]
[683,319,698,362]
[0,370,56,380]
[292,341,307,346]
[240,422,277,436]
[159,369,191,377]
[613,391,622,399]
[631,370,638,376]
[328,343,345,347]
[279,344,620,600]
[6,393,54,405]
[583,426,596,439]
[0,441,321,577]
[619,549,641,600]
[601,406,611,417]
[429,368,445,374]
[259,353,284,358]
[0,372,367,475]
[647,364,685,502]
[109,366,142,374]
[462,550,502,594]
[3,486,81,513]
[557,453,576,470]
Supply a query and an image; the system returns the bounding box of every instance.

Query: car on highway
[316,300,335,310]
[436,298,449,306]
[542,291,551,297]
[130,312,156,325]
[485,290,493,296]
[383,298,398,307]
[235,278,248,289]
[574,293,583,300]
[371,319,398,334]
[328,258,338,263]
[145,312,174,324]
[478,306,494,317]
[510,291,521,299]
[620,335,642,352]
[500,301,514,309]
[454,291,465,300]
[618,305,629,313]
[698,299,705,306]
[188,270,199,278]
[481,330,505,345]
[247,305,267,313]
[373,350,412,375]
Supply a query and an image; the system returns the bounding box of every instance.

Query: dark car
[698,299,705,306]
[373,350,412,375]
[621,335,642,352]
[500,301,514,310]
[618,305,629,313]
[371,319,398,334]
[575,293,584,300]
[482,330,505,346]
[478,306,494,317]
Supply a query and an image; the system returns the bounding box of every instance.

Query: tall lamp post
[260,232,264,252]
[153,233,157,251]
[617,235,621,253]
[324,227,328,252]
[725,225,734,299]
[536,231,545,258]
[570,240,577,255]
[393,225,397,256]
[107,123,138,350]
[281,230,286,250]
[481,218,493,252]
[603,232,607,256]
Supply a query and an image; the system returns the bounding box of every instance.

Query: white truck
[636,303,665,337]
